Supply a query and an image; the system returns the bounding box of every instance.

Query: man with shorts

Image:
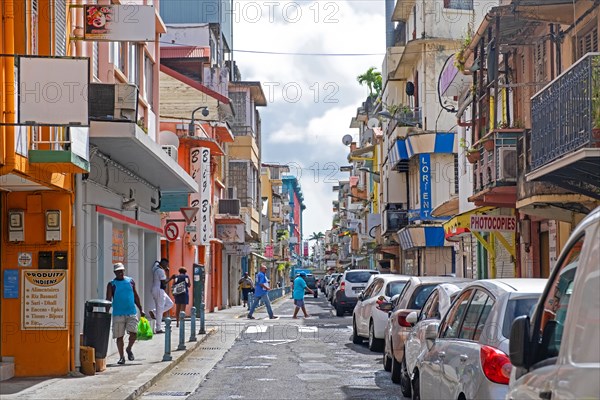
[106,262,145,365]
[292,272,313,319]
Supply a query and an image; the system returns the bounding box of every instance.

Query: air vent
[161,145,178,161]
[89,83,138,121]
[218,199,240,215]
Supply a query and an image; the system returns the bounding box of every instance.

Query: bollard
[248,292,254,310]
[177,311,186,350]
[162,317,172,361]
[199,299,206,334]
[189,307,197,342]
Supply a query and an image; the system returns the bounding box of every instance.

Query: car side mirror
[509,315,532,368]
[377,301,393,313]
[425,322,439,350]
[358,292,364,301]
[406,311,418,325]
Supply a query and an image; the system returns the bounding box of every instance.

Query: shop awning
[443,206,495,241]
[398,226,449,251]
[89,121,198,193]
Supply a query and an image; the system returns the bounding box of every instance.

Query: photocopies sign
[470,215,517,232]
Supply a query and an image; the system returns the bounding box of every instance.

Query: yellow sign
[21,270,68,330]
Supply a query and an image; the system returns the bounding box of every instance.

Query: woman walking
[169,267,190,327]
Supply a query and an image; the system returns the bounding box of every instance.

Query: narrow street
[141,295,406,400]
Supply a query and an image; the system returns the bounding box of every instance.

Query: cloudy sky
[232,0,386,241]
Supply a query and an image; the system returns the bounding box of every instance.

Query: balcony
[469,129,522,207]
[28,126,90,173]
[527,53,600,199]
[382,208,409,234]
[231,126,255,137]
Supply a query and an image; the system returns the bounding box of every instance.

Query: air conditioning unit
[89,83,138,121]
[161,145,178,161]
[227,187,238,199]
[497,147,517,181]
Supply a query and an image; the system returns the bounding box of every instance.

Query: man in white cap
[106,262,144,365]
[149,258,174,333]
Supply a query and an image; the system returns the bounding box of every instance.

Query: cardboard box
[95,358,107,372]
[80,346,96,376]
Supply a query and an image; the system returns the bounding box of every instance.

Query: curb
[124,327,217,400]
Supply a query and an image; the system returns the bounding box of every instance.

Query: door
[539,231,550,278]
[356,279,378,336]
[361,279,384,335]
[405,290,439,376]
[420,288,473,399]
[507,234,586,400]
[438,289,494,399]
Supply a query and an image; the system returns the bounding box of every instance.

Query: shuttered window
[144,54,154,108]
[577,24,598,59]
[53,0,67,56]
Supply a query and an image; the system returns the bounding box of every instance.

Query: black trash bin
[83,299,112,359]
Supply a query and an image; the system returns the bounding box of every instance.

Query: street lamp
[188,106,210,136]
[358,167,380,183]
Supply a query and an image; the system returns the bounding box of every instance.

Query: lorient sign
[470,215,517,232]
[419,154,431,219]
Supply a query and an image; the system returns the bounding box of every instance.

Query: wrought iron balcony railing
[530,53,600,171]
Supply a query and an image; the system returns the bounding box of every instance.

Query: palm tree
[308,232,325,242]
[357,67,382,99]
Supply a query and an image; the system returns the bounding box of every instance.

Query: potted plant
[459,137,481,163]
[482,137,495,152]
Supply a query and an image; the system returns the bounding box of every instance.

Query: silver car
[414,279,546,400]
[400,282,470,397]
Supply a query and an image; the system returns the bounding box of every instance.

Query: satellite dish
[159,130,180,148]
[342,134,353,146]
[367,118,380,129]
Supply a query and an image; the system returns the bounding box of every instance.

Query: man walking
[292,272,313,319]
[106,262,144,365]
[247,264,278,320]
[149,258,174,333]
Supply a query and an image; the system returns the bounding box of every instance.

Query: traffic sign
[184,225,197,233]
[180,207,199,225]
[164,222,179,241]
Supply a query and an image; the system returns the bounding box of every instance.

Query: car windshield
[303,276,316,285]
[408,284,437,310]
[386,281,408,298]
[345,271,379,283]
[502,297,539,338]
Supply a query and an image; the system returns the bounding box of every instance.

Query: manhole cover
[172,371,202,376]
[144,391,191,396]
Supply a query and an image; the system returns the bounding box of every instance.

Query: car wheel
[390,352,402,384]
[335,304,344,317]
[412,370,420,400]
[352,319,362,344]
[400,353,412,397]
[368,322,383,352]
[383,350,392,372]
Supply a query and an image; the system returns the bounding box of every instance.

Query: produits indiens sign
[470,215,517,232]
[21,270,68,330]
[190,147,211,245]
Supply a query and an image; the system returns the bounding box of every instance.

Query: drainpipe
[1,0,16,174]
[385,0,395,48]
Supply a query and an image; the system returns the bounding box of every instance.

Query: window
[441,289,473,339]
[408,284,437,310]
[128,43,139,86]
[536,236,584,362]
[459,290,493,341]
[345,271,379,283]
[420,291,439,321]
[369,280,384,299]
[144,54,154,108]
[502,297,538,339]
[386,281,407,298]
[53,0,67,56]
[444,0,473,10]
[576,22,598,59]
[362,279,379,299]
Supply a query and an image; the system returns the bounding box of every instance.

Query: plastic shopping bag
[137,316,153,340]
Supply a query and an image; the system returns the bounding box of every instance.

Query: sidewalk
[0,298,286,400]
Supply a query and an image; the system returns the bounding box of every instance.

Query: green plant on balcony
[136,119,148,133]
[459,137,480,163]
[592,56,600,132]
[454,25,474,72]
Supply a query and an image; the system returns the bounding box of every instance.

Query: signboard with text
[419,154,431,220]
[470,215,517,232]
[21,270,68,330]
[189,147,211,245]
[84,5,156,41]
[216,224,245,242]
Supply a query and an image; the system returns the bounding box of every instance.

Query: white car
[507,206,600,400]
[352,274,410,351]
[334,269,380,316]
[414,278,546,400]
[400,282,470,397]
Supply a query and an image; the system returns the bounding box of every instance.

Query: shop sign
[419,154,431,220]
[190,147,211,245]
[470,215,517,232]
[84,5,156,41]
[216,224,244,242]
[22,270,68,330]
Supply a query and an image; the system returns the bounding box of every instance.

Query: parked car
[301,274,319,298]
[326,273,342,302]
[399,282,471,397]
[413,278,546,400]
[320,274,331,293]
[507,206,600,400]
[334,269,380,316]
[383,276,471,387]
[352,274,410,351]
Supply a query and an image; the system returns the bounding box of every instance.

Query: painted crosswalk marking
[245,325,268,334]
[298,326,318,333]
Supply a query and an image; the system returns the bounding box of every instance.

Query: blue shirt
[293,276,307,300]
[111,276,137,316]
[254,271,269,297]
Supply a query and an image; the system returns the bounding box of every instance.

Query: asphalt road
[142,293,407,400]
